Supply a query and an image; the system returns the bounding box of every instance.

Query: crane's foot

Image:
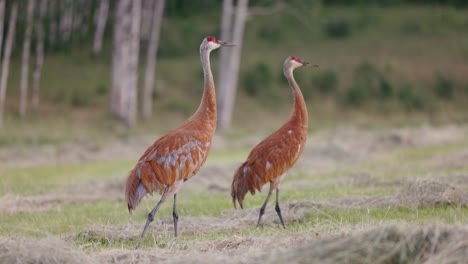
[256,191,272,228]
[275,202,286,229]
[275,189,286,229]
[135,213,155,249]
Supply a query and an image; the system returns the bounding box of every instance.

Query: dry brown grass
[2,225,466,264]
[1,125,467,263]
[252,224,468,264]
[0,237,96,264]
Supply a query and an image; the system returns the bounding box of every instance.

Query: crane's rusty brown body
[231,56,318,228]
[125,36,232,249]
[125,86,216,212]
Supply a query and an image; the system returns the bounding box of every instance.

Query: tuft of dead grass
[396,179,468,207]
[0,237,96,264]
[253,224,468,264]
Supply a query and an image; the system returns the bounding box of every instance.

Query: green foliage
[400,20,424,35]
[344,85,367,106]
[344,62,382,106]
[243,62,274,98]
[311,70,339,95]
[323,18,352,38]
[95,84,108,95]
[71,90,94,107]
[433,74,455,100]
[163,98,194,115]
[321,0,468,7]
[378,78,394,100]
[257,24,283,41]
[397,84,426,111]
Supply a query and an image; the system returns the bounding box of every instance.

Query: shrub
[397,84,425,111]
[257,23,282,41]
[378,78,394,100]
[311,70,338,95]
[71,90,94,107]
[433,74,455,100]
[344,85,367,106]
[400,20,423,35]
[95,84,108,95]
[243,62,274,97]
[346,61,380,104]
[323,19,352,39]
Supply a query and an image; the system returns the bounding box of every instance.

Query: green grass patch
[0,201,127,237]
[306,206,468,227]
[0,160,133,196]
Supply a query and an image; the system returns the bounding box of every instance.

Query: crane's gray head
[284,56,319,74]
[200,36,234,53]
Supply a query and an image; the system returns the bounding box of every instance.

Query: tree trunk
[60,0,73,43]
[32,0,48,111]
[139,0,153,41]
[111,0,141,128]
[92,0,109,55]
[48,0,57,47]
[0,0,5,60]
[216,0,233,129]
[142,0,165,120]
[19,0,36,119]
[111,0,131,118]
[125,0,141,128]
[218,0,248,131]
[0,3,18,127]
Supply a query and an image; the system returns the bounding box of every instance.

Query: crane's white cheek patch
[266,161,272,171]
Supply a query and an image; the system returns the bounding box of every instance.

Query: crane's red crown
[291,56,302,63]
[206,36,218,43]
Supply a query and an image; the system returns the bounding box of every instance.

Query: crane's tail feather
[231,163,263,209]
[125,162,165,213]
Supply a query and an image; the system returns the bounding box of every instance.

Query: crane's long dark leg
[173,193,179,237]
[256,191,272,228]
[135,196,165,249]
[275,189,286,229]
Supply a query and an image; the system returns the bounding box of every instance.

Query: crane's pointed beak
[302,61,319,67]
[219,41,235,47]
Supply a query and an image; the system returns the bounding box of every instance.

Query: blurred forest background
[0,0,467,146]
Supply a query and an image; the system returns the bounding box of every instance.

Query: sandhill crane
[125,36,233,249]
[231,56,318,228]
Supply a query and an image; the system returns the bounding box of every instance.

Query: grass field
[0,124,467,263]
[0,3,468,264]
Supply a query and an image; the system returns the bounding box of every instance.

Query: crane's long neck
[285,68,308,129]
[192,48,217,130]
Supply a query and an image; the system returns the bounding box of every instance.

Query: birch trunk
[48,0,57,47]
[60,0,73,43]
[125,0,141,128]
[92,0,109,55]
[111,0,129,117]
[216,0,233,129]
[218,0,248,131]
[0,0,5,59]
[111,0,141,127]
[0,3,18,126]
[19,0,36,119]
[32,0,48,111]
[142,0,165,120]
[139,0,153,41]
